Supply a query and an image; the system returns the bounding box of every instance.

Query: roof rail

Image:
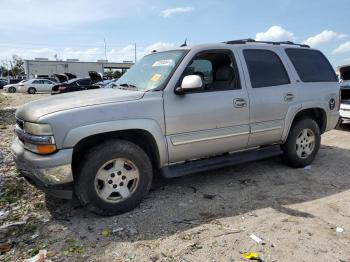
[224,38,310,48]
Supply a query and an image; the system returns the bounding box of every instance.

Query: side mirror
[175,75,203,94]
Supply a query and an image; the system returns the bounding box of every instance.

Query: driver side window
[180,50,240,92]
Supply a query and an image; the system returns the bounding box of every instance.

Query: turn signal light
[36,144,57,154]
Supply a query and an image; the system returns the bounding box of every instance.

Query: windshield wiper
[117,83,139,90]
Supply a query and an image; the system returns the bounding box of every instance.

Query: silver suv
[12,39,340,215]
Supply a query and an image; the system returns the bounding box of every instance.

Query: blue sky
[0,0,349,67]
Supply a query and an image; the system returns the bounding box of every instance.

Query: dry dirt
[0,91,349,262]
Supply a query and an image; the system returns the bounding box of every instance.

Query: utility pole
[134,43,137,63]
[104,38,108,61]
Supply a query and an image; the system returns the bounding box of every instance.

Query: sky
[0,0,349,68]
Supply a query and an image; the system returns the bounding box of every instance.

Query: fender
[281,101,328,142]
[62,119,168,166]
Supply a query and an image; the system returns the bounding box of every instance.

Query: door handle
[284,92,294,102]
[233,98,247,108]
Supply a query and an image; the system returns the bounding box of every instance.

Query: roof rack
[224,38,310,48]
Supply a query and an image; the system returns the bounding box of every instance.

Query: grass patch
[0,179,25,204]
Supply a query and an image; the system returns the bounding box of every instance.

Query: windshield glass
[115,50,187,91]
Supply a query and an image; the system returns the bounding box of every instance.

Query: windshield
[115,50,187,91]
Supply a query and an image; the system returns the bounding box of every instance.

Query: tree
[9,55,25,78]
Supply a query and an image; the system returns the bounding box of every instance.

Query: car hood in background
[16,89,146,122]
[88,71,103,82]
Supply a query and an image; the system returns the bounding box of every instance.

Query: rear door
[42,79,54,92]
[238,47,299,147]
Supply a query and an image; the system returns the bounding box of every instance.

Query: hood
[65,72,77,80]
[16,88,145,122]
[54,74,68,83]
[89,71,103,82]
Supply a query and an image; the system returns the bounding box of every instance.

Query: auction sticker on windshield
[151,74,162,81]
[152,59,174,67]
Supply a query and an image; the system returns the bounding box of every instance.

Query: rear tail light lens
[58,85,66,91]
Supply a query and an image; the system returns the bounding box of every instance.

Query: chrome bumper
[11,138,74,199]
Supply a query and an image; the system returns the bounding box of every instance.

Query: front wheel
[28,87,36,94]
[281,118,321,168]
[8,86,16,93]
[74,139,153,216]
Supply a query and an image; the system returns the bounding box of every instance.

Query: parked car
[91,79,118,89]
[0,79,8,89]
[12,39,340,216]
[51,78,99,94]
[338,65,350,123]
[9,78,25,84]
[3,80,28,93]
[51,71,102,94]
[17,79,56,94]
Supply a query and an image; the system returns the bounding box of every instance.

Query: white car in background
[17,79,55,94]
[3,80,28,93]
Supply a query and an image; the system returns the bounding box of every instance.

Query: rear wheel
[28,87,36,94]
[74,139,153,216]
[8,86,16,93]
[281,118,321,168]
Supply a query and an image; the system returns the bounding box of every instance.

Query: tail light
[58,85,66,91]
[339,88,342,110]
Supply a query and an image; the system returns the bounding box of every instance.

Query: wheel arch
[64,120,167,177]
[282,105,327,142]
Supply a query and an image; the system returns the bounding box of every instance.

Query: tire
[74,139,153,216]
[8,86,16,93]
[28,87,36,94]
[281,118,321,168]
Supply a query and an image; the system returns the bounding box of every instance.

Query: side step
[161,145,282,178]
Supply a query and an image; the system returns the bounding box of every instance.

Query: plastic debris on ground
[249,234,264,244]
[242,252,261,261]
[336,227,344,233]
[24,249,48,262]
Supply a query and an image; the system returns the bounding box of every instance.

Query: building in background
[24,58,134,79]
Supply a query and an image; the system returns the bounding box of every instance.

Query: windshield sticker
[151,74,162,81]
[152,59,174,67]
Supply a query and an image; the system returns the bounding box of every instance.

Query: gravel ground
[0,91,349,262]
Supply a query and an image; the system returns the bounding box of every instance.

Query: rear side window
[285,49,337,82]
[243,49,290,88]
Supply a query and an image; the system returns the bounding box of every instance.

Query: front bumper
[340,104,350,120]
[11,138,74,199]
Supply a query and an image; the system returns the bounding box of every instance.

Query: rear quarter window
[243,49,290,88]
[285,49,337,82]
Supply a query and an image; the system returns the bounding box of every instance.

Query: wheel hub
[94,158,139,203]
[296,128,315,159]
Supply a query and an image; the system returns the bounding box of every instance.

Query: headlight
[24,122,53,136]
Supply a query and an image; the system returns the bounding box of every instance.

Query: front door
[163,49,250,163]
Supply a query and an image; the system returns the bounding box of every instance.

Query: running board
[161,145,282,178]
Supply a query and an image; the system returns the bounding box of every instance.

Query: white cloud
[0,0,143,29]
[161,7,195,18]
[255,26,295,42]
[0,42,176,63]
[303,30,347,47]
[332,42,350,54]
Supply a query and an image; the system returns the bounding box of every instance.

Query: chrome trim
[170,126,249,146]
[251,126,282,134]
[15,125,55,145]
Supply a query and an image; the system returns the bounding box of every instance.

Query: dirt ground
[0,91,349,262]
